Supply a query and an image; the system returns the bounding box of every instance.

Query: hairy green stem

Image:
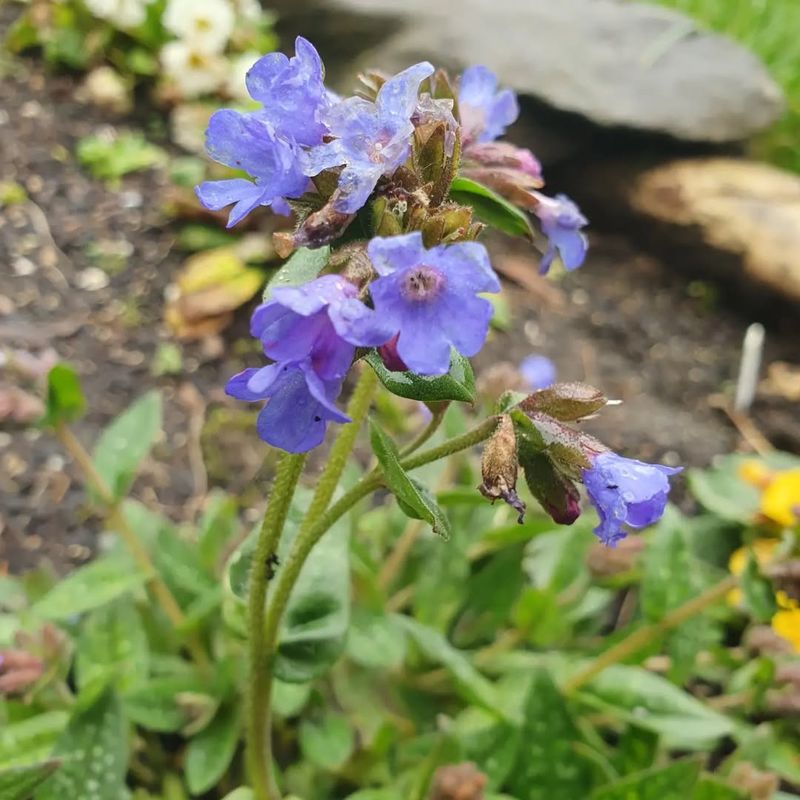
[246,451,307,800]
[258,365,377,799]
[562,574,738,693]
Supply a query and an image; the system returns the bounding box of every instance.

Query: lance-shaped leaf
[263,245,330,301]
[369,420,452,538]
[518,382,607,422]
[592,757,702,800]
[364,349,475,404]
[449,175,533,239]
[0,760,61,800]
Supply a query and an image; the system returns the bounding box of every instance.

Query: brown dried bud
[587,536,645,578]
[729,763,779,800]
[479,414,525,523]
[274,201,355,257]
[518,382,607,422]
[429,762,487,800]
[0,649,45,695]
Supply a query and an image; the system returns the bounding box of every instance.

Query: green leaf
[220,791,254,800]
[686,457,760,522]
[272,680,312,719]
[577,665,735,749]
[197,490,239,573]
[123,673,211,733]
[185,704,241,795]
[364,349,475,404]
[76,131,167,181]
[35,692,127,800]
[263,246,330,301]
[346,608,407,670]
[506,669,592,800]
[592,758,702,800]
[0,713,68,770]
[152,525,216,609]
[397,616,504,717]
[369,420,452,538]
[31,558,146,620]
[453,708,520,790]
[449,176,533,239]
[298,714,355,772]
[741,551,778,622]
[75,596,149,693]
[42,364,84,427]
[692,777,747,800]
[275,513,351,682]
[92,390,162,499]
[0,760,61,800]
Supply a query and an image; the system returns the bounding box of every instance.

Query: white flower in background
[233,0,262,22]
[163,0,235,55]
[161,41,227,98]
[84,0,152,29]
[225,51,260,101]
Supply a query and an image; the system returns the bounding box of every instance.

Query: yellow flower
[761,469,800,528]
[738,459,773,489]
[771,607,800,653]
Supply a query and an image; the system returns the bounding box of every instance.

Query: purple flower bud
[458,65,519,144]
[519,355,556,390]
[583,452,682,546]
[225,361,349,453]
[366,232,500,376]
[303,62,435,214]
[246,36,331,146]
[195,110,308,227]
[463,141,541,180]
[251,275,392,382]
[532,192,588,274]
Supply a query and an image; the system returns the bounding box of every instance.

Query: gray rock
[277,0,784,143]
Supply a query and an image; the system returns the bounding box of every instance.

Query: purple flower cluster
[226,235,500,452]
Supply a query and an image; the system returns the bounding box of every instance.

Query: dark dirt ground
[1,51,799,576]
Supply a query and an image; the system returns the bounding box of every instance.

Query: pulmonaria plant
[198,36,678,545]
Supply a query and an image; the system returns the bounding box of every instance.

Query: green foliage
[365,350,476,404]
[76,132,167,182]
[263,247,331,301]
[10,347,800,798]
[449,176,533,238]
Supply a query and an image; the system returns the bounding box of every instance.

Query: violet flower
[225,361,349,453]
[458,65,519,144]
[302,62,435,213]
[246,36,331,146]
[533,192,588,274]
[195,110,308,226]
[583,452,682,546]
[520,355,556,390]
[366,232,500,376]
[250,275,392,382]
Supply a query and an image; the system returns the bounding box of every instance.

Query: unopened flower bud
[429,762,487,800]
[479,414,525,523]
[519,448,581,525]
[274,202,355,258]
[518,382,607,422]
[378,335,409,372]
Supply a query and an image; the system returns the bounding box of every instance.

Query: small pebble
[75,267,110,291]
[12,256,37,276]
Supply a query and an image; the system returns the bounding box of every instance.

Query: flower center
[401,265,444,302]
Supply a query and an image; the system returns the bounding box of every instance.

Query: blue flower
[583,452,682,546]
[520,355,556,390]
[225,360,349,453]
[303,62,435,214]
[533,192,588,274]
[246,36,331,146]
[250,275,391,382]
[195,110,308,227]
[458,65,519,144]
[366,232,500,376]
